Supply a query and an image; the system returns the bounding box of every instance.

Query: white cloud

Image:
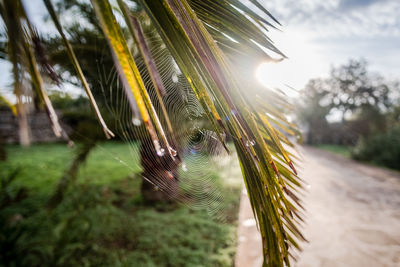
[252,0,400,90]
[262,0,400,38]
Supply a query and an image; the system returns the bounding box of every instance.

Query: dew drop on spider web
[97,26,240,224]
[157,147,165,157]
[181,163,188,172]
[132,117,141,126]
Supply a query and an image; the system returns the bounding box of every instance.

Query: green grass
[315,143,400,172]
[0,143,241,267]
[1,142,139,192]
[315,144,352,158]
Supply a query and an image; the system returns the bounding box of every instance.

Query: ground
[235,146,400,266]
[4,143,400,266]
[0,143,242,267]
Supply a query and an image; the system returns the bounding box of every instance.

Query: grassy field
[0,142,241,267]
[315,144,352,158]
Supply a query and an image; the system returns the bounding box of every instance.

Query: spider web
[94,25,242,222]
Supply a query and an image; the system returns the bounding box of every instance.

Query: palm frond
[116,0,175,138]
[90,0,177,158]
[30,29,61,85]
[136,1,303,266]
[188,0,285,61]
[1,0,304,265]
[0,94,17,115]
[0,0,67,141]
[44,0,115,139]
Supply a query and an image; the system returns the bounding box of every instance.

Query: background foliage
[299,58,400,170]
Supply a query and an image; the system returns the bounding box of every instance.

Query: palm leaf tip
[31,29,61,85]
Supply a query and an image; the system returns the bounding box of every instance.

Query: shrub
[352,125,400,170]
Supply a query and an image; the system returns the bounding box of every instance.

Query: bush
[352,125,400,170]
[1,178,238,267]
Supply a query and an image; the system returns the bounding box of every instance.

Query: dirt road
[235,146,400,267]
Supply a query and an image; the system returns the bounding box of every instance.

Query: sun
[255,28,326,98]
[256,61,286,89]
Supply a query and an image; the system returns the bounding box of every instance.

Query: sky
[254,0,400,94]
[1,0,399,99]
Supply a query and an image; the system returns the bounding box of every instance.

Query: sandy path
[235,146,400,267]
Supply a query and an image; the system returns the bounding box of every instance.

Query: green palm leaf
[1,0,305,265]
[91,0,177,158]
[136,1,304,265]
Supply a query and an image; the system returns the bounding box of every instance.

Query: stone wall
[0,108,68,144]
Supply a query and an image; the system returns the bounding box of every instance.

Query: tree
[330,59,391,121]
[0,0,304,266]
[299,78,332,144]
[300,59,395,144]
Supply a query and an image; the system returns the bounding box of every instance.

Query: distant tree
[329,59,391,136]
[385,81,400,125]
[299,78,331,144]
[330,59,391,121]
[300,59,396,144]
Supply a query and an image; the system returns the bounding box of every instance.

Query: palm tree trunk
[140,137,180,202]
[16,95,30,147]
[0,136,6,161]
